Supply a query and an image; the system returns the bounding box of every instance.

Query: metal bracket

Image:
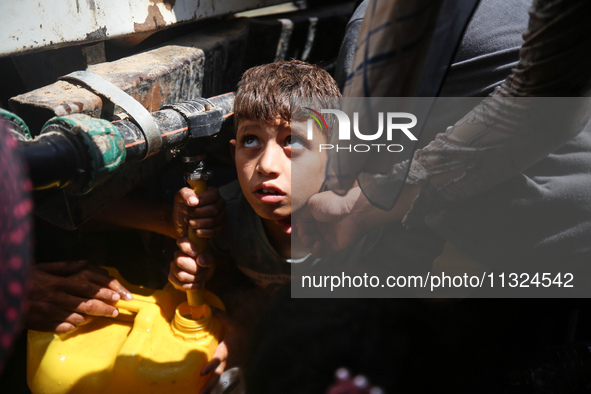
[60,70,162,159]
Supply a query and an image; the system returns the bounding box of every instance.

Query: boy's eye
[242,135,260,148]
[285,135,306,150]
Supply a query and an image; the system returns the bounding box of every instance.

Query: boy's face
[231,117,327,232]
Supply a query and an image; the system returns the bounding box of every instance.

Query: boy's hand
[199,308,244,394]
[168,237,216,291]
[26,261,132,333]
[172,187,225,239]
[199,339,229,394]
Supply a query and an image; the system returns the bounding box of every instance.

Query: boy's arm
[92,196,178,238]
[172,187,226,239]
[90,186,225,239]
[168,185,229,291]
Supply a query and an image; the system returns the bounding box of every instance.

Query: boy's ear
[229,139,236,161]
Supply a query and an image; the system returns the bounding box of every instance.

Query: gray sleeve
[334,0,369,91]
[405,0,591,227]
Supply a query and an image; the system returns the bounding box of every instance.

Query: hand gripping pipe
[15,92,234,195]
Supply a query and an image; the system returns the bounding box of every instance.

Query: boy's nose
[256,145,283,176]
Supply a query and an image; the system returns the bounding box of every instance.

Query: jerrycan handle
[112,296,155,322]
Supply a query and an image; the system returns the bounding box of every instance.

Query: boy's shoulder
[218,179,254,226]
[208,179,256,257]
[219,179,244,203]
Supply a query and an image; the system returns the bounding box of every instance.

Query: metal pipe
[17,131,86,191]
[114,92,235,161]
[18,92,235,194]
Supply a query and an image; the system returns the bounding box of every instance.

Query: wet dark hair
[234,60,341,138]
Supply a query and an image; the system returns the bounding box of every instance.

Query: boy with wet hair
[169,59,341,293]
[167,60,340,392]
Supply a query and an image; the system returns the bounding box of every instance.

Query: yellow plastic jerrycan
[27,267,224,394]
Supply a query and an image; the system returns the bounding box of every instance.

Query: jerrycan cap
[171,301,214,341]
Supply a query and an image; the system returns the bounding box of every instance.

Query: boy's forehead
[237,116,291,132]
[290,120,313,136]
[291,119,325,139]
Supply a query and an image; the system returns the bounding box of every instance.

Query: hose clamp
[60,70,161,159]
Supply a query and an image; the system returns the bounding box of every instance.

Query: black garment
[0,122,32,372]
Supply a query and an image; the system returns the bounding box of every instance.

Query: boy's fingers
[177,187,222,208]
[171,258,210,282]
[174,266,199,283]
[176,237,198,257]
[168,268,204,292]
[174,253,199,275]
[168,268,186,291]
[200,358,221,377]
[199,340,228,394]
[191,225,224,239]
[194,187,223,206]
[196,253,215,268]
[207,342,228,374]
[188,216,225,231]
[187,202,226,220]
[172,195,191,238]
[176,187,199,206]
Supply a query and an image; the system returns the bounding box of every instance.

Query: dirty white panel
[1,0,287,57]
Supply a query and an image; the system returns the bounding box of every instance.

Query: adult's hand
[26,261,132,333]
[296,184,419,257]
[296,187,366,258]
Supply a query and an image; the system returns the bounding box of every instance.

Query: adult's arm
[91,186,225,239]
[27,261,132,333]
[405,0,591,226]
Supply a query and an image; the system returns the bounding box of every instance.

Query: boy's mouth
[254,185,286,203]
